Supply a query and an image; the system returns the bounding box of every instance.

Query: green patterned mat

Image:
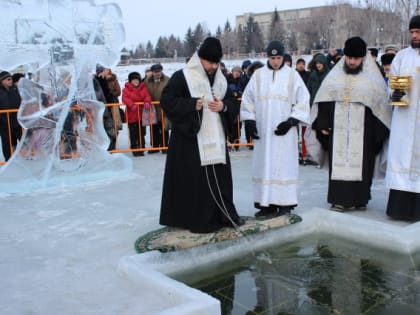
[135,214,302,253]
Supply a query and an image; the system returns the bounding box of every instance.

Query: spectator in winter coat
[307,54,330,106]
[226,66,243,151]
[295,58,310,86]
[93,65,122,151]
[303,54,330,166]
[283,53,292,67]
[237,59,252,94]
[247,61,264,77]
[144,63,170,153]
[0,71,22,161]
[122,71,152,156]
[326,48,344,69]
[226,66,242,98]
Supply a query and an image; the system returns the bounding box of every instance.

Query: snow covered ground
[0,146,417,314]
[1,61,418,314]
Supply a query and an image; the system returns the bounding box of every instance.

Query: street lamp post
[376,26,384,49]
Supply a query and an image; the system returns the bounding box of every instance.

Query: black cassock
[387,190,420,221]
[159,70,241,233]
[315,101,389,207]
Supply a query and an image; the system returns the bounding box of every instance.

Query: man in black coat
[159,37,243,233]
[0,71,22,161]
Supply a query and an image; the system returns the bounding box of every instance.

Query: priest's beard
[343,61,363,75]
[411,40,420,48]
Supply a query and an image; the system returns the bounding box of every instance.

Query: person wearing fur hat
[159,36,243,233]
[122,72,152,156]
[144,63,170,154]
[0,71,22,161]
[385,16,420,221]
[93,66,122,151]
[240,39,310,218]
[307,36,391,212]
[384,44,399,55]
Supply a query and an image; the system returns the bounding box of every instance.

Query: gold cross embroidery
[343,75,357,105]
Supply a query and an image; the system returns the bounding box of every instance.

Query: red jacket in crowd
[122,82,152,124]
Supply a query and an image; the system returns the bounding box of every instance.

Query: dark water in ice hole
[176,235,420,315]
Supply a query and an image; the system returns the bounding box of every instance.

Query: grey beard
[343,61,363,75]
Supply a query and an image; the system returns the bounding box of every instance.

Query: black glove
[391,90,406,102]
[274,118,299,136]
[244,120,259,140]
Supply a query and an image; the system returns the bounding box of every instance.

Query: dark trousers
[128,122,145,151]
[150,122,169,148]
[107,137,116,151]
[1,127,22,161]
[229,118,241,147]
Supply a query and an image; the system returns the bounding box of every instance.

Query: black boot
[277,205,294,216]
[254,206,277,219]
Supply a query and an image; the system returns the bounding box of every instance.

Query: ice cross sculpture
[0,0,132,193]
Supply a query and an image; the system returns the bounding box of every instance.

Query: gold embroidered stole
[331,75,365,181]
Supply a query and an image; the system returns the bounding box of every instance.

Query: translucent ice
[0,0,131,193]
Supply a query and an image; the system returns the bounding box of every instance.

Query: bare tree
[353,0,407,47]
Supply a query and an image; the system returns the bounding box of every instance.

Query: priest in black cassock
[307,37,391,211]
[159,37,243,233]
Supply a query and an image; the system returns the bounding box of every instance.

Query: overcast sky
[96,0,331,49]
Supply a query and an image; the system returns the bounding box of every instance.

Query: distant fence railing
[0,102,254,164]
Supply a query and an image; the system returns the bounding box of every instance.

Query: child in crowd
[122,72,152,156]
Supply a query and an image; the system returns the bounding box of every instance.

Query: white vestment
[386,47,420,192]
[240,65,310,206]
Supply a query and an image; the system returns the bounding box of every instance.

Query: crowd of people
[2,15,420,233]
[93,63,170,156]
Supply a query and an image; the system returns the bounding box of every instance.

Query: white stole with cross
[183,52,227,166]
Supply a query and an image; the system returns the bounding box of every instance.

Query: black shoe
[277,206,293,216]
[330,204,354,212]
[148,150,159,154]
[255,207,277,219]
[161,150,167,154]
[235,217,246,226]
[133,151,144,157]
[304,159,318,166]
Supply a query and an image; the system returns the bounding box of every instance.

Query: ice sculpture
[0,0,132,192]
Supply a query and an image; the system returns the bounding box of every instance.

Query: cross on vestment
[343,75,357,105]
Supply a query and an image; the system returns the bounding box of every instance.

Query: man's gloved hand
[245,120,259,140]
[274,118,299,136]
[391,90,406,102]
